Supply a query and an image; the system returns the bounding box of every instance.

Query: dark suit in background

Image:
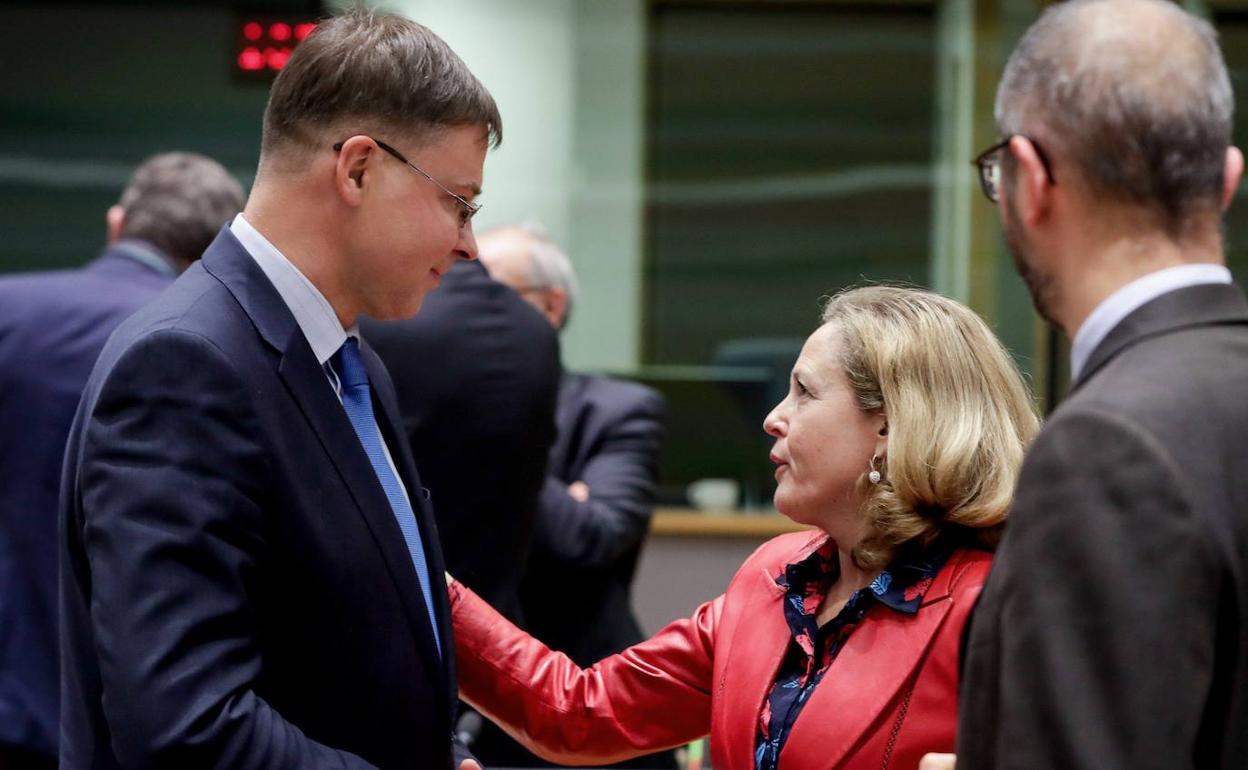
[465,221,675,769]
[521,372,665,666]
[517,372,675,770]
[958,283,1248,768]
[60,230,457,769]
[3,148,243,770]
[363,259,561,622]
[0,245,174,766]
[364,259,560,769]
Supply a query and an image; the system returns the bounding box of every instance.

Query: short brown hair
[821,286,1041,570]
[261,8,501,159]
[118,152,245,266]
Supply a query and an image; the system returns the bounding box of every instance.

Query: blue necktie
[335,337,441,657]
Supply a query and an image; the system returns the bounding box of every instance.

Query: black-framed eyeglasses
[332,137,481,228]
[972,135,1056,203]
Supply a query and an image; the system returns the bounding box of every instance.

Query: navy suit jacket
[0,246,173,758]
[59,229,457,769]
[520,373,665,665]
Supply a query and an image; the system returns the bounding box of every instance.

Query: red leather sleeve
[450,579,717,766]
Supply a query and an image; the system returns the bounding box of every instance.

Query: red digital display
[235,15,318,80]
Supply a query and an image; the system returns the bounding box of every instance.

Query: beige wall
[632,534,772,635]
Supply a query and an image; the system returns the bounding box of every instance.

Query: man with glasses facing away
[922,1,1248,768]
[59,10,496,769]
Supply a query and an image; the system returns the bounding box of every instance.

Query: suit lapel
[363,341,456,697]
[277,342,447,680]
[1076,282,1248,389]
[200,229,447,695]
[780,594,954,769]
[782,552,966,769]
[720,562,804,770]
[549,371,582,475]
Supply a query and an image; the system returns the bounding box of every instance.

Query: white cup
[686,478,740,512]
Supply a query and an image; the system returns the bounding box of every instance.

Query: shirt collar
[229,213,357,365]
[1071,263,1232,381]
[867,537,957,614]
[110,238,179,278]
[776,535,955,617]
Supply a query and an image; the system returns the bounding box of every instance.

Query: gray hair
[117,152,246,266]
[261,8,501,159]
[995,0,1233,232]
[517,223,579,330]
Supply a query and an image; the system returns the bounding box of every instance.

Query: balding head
[478,224,578,329]
[996,0,1233,233]
[478,227,539,295]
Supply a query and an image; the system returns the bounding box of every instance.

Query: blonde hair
[820,285,1041,569]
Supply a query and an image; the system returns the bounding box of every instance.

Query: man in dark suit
[479,226,673,770]
[0,152,243,770]
[362,257,560,624]
[930,1,1248,768]
[59,11,500,769]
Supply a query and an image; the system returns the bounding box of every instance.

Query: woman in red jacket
[450,286,1039,770]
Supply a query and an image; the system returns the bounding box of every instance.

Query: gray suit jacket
[958,282,1248,769]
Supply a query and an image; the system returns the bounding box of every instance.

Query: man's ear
[106,205,125,244]
[544,287,569,329]
[1007,135,1053,226]
[333,136,376,207]
[1222,146,1243,211]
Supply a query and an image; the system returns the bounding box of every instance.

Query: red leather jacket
[451,530,991,770]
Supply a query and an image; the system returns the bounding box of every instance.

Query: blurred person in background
[937,1,1248,768]
[362,243,560,627]
[477,224,673,770]
[0,151,243,770]
[58,10,499,769]
[449,285,1040,770]
[361,228,561,768]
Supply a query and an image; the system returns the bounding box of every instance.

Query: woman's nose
[763,401,786,438]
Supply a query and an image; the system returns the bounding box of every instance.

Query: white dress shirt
[1070,263,1232,382]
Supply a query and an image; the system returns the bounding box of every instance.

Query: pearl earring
[868,455,883,484]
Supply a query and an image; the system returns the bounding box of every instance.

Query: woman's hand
[919,753,955,770]
[458,761,482,770]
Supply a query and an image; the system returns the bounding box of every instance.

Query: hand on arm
[449,578,714,765]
